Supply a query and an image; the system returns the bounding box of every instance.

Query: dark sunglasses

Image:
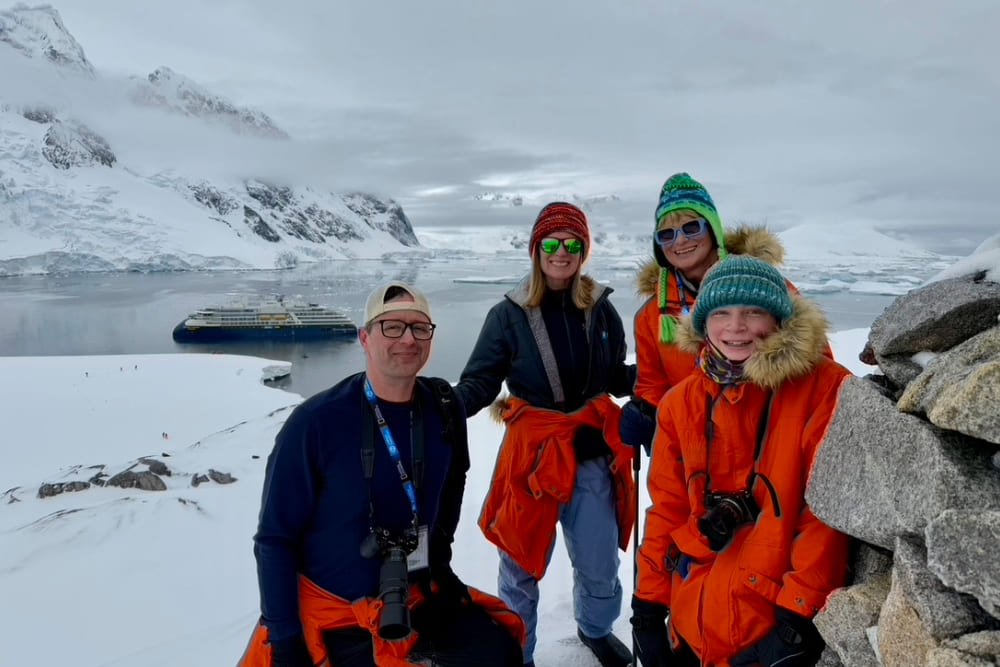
[539,238,584,255]
[655,218,708,247]
[375,319,436,340]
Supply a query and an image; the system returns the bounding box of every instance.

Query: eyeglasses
[375,320,436,340]
[655,218,708,247]
[539,238,584,255]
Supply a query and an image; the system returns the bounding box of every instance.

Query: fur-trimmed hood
[636,225,785,298]
[673,293,831,389]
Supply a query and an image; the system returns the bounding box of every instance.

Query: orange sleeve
[635,395,691,605]
[634,297,670,406]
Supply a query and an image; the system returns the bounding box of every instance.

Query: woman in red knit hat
[455,202,636,667]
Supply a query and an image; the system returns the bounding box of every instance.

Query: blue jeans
[498,458,623,662]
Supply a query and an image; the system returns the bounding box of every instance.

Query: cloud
[6,0,1000,252]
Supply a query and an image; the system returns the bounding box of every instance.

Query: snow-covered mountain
[0,5,420,276]
[474,190,621,211]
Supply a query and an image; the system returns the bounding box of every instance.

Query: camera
[360,526,419,639]
[697,490,760,552]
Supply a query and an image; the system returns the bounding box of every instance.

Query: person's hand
[269,633,314,667]
[730,607,824,667]
[630,595,669,667]
[619,398,656,455]
[434,564,472,612]
[416,565,473,639]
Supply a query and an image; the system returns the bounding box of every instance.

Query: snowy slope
[0,5,422,276]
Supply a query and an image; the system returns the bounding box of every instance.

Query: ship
[172,296,358,343]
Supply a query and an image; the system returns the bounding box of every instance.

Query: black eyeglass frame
[372,319,437,340]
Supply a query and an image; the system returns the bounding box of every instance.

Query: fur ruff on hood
[674,293,831,389]
[636,225,785,298]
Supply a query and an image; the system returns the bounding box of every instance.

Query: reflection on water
[0,255,898,399]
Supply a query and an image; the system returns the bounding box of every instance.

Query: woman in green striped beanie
[618,172,791,454]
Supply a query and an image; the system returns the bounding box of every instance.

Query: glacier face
[0,5,422,276]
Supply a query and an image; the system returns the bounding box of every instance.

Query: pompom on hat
[653,173,727,268]
[691,255,793,336]
[529,202,591,259]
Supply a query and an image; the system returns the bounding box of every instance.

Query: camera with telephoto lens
[697,490,760,552]
[360,525,419,639]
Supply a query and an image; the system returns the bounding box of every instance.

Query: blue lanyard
[363,377,419,521]
[673,268,691,315]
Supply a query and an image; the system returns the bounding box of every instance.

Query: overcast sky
[6,1,1000,253]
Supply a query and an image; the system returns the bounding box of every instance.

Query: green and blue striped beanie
[653,173,727,268]
[691,255,793,336]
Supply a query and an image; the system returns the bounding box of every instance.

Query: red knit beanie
[528,202,590,259]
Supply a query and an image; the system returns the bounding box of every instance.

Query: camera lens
[377,546,411,639]
[698,492,759,552]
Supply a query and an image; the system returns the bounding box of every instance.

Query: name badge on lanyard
[407,525,429,571]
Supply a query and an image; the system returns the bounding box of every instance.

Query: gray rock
[207,469,236,485]
[808,378,1000,549]
[894,536,996,639]
[868,275,1000,357]
[41,119,116,169]
[878,568,939,666]
[926,647,995,666]
[37,481,90,498]
[105,470,166,491]
[927,511,1000,619]
[139,458,172,476]
[816,646,844,666]
[942,630,1000,661]
[874,353,925,391]
[849,541,894,586]
[898,327,1000,445]
[816,575,889,667]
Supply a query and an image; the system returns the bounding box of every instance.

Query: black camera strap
[362,376,423,533]
[702,387,780,516]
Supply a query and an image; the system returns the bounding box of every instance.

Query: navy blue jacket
[456,275,634,417]
[253,372,468,642]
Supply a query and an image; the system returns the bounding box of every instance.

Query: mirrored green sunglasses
[540,238,584,255]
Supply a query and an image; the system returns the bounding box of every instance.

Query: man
[240,281,523,667]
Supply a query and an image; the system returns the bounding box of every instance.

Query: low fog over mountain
[0,5,419,275]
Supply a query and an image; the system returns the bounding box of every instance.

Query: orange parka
[634,293,851,667]
[239,576,524,667]
[633,226,805,408]
[478,394,636,579]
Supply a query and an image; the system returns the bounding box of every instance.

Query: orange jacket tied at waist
[238,576,524,666]
[478,394,636,579]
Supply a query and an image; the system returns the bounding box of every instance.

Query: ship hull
[172,322,357,343]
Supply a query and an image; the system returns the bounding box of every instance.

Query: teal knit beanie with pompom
[691,255,793,336]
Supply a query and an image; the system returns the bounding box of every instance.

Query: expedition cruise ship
[172,296,357,342]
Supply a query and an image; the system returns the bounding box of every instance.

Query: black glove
[630,596,670,667]
[730,607,824,667]
[434,564,472,610]
[416,565,473,640]
[269,633,313,667]
[619,398,656,455]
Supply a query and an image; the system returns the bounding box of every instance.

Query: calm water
[0,256,894,399]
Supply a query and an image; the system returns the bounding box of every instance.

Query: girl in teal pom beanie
[619,173,796,454]
[632,253,852,667]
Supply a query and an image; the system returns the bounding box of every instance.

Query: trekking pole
[632,440,642,665]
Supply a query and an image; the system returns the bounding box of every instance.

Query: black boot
[577,629,633,667]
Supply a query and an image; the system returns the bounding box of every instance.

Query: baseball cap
[363,281,432,326]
